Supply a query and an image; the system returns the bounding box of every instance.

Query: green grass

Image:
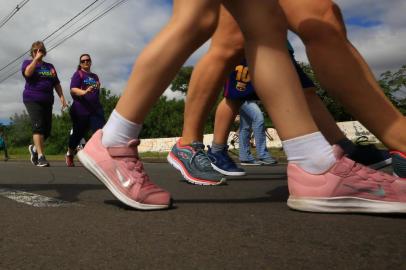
[4,146,174,161]
[4,143,388,162]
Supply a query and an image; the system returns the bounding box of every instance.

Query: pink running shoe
[287,146,406,213]
[77,130,171,210]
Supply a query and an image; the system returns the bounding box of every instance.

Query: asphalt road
[0,160,405,270]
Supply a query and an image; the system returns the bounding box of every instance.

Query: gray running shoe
[167,141,226,185]
[28,144,38,166]
[240,160,261,166]
[37,156,50,167]
[258,157,278,166]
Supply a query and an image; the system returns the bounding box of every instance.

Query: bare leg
[33,134,44,156]
[224,0,319,140]
[181,6,244,145]
[280,0,406,151]
[212,98,242,144]
[304,87,346,144]
[116,0,222,124]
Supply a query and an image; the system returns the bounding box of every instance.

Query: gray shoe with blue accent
[258,157,278,165]
[167,141,226,185]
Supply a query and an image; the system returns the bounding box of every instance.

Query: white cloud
[0,0,405,121]
[290,0,406,77]
[0,0,207,120]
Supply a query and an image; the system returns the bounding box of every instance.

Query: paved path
[0,161,404,270]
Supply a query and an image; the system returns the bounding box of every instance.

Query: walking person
[65,54,105,167]
[0,127,9,161]
[22,41,67,167]
[78,1,405,212]
[239,100,277,166]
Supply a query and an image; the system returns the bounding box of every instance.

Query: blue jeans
[239,101,272,161]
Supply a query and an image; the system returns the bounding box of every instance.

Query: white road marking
[0,188,77,207]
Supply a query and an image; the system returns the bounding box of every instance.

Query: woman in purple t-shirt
[22,41,68,167]
[65,54,105,167]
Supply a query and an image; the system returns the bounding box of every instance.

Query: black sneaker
[37,156,50,167]
[28,144,38,165]
[348,137,391,169]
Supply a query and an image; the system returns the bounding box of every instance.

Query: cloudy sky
[0,0,405,123]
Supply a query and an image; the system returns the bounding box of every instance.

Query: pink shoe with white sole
[287,146,406,213]
[78,130,171,210]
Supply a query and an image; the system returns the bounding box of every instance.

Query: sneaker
[37,156,50,167]
[348,137,391,169]
[77,130,171,210]
[258,157,278,166]
[28,144,38,165]
[287,146,406,213]
[207,146,245,176]
[167,140,226,185]
[390,151,406,178]
[65,153,75,167]
[240,160,261,166]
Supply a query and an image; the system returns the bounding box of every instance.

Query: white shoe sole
[287,196,406,213]
[211,163,246,176]
[167,152,226,186]
[78,150,170,210]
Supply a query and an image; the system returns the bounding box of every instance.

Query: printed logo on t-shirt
[83,76,99,89]
[234,65,250,92]
[37,66,56,78]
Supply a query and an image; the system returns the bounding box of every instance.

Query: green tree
[140,96,185,138]
[99,87,119,119]
[171,66,193,93]
[7,111,32,147]
[45,111,72,154]
[378,65,406,114]
[299,62,353,121]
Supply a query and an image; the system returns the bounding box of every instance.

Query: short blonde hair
[30,41,47,57]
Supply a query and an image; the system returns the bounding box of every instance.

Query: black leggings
[24,101,53,139]
[68,109,105,150]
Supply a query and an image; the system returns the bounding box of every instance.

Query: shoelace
[122,158,158,191]
[190,143,213,171]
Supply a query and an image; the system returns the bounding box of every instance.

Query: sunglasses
[80,59,91,64]
[34,49,45,53]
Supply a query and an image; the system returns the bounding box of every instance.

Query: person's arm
[23,51,44,77]
[70,71,94,97]
[54,83,68,110]
[70,86,93,96]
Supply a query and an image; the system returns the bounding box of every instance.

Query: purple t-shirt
[70,70,103,115]
[21,60,60,103]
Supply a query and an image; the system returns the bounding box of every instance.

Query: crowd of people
[14,1,406,214]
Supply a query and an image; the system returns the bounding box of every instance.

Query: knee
[172,11,218,45]
[251,115,264,127]
[210,44,244,67]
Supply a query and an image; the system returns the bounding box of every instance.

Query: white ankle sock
[102,109,143,147]
[282,132,336,174]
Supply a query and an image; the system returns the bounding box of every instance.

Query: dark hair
[30,41,47,58]
[77,54,91,70]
